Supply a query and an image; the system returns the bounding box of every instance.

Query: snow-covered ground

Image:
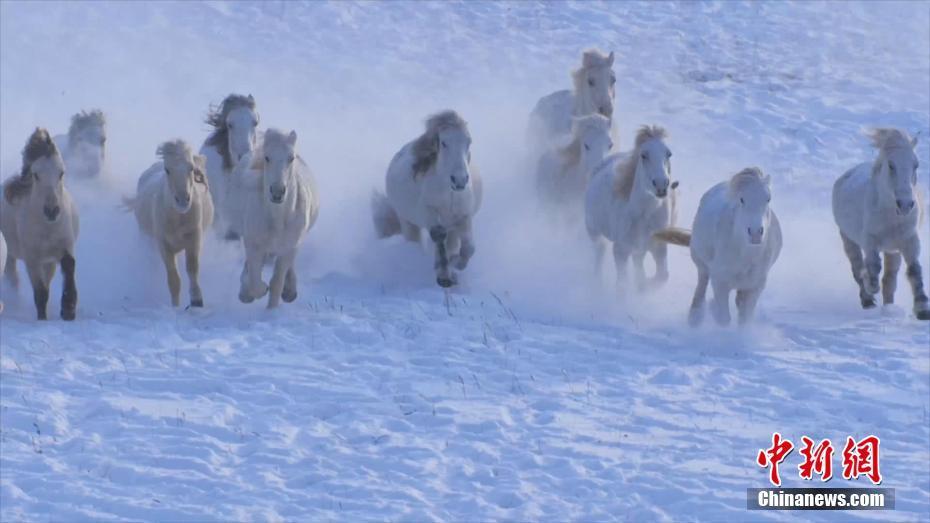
[1,1,928,520]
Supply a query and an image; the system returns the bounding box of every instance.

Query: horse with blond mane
[655,167,782,327]
[372,110,482,288]
[585,126,677,291]
[124,140,213,308]
[527,49,617,156]
[1,128,80,320]
[233,128,319,309]
[832,128,928,320]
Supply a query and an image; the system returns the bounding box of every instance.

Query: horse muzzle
[43,205,61,222]
[748,227,764,245]
[451,175,469,192]
[896,199,916,215]
[269,185,287,204]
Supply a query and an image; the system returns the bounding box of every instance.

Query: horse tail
[653,227,691,247]
[371,190,400,238]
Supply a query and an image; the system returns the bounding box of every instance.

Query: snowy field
[1,1,929,521]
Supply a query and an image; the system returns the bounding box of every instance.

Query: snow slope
[1,1,928,521]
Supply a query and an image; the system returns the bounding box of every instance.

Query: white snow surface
[1,1,928,521]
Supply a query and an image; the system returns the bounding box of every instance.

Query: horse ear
[248,94,254,102]
[763,174,772,186]
[193,154,206,172]
[607,51,615,66]
[671,181,679,190]
[912,131,920,148]
[287,130,297,146]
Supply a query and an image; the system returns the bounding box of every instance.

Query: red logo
[757,434,881,486]
[798,436,834,482]
[757,432,794,486]
[841,435,882,485]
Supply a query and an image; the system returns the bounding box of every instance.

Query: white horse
[832,128,928,320]
[536,114,613,221]
[53,109,106,179]
[124,140,213,308]
[527,49,616,155]
[656,167,782,326]
[1,128,80,320]
[372,110,482,288]
[234,128,319,308]
[585,126,677,291]
[200,94,259,240]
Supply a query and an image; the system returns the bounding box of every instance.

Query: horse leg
[159,242,181,307]
[185,238,203,308]
[861,239,882,297]
[650,239,669,287]
[881,252,902,306]
[4,251,17,288]
[612,241,631,292]
[901,235,930,320]
[840,232,875,308]
[710,279,732,326]
[736,286,762,326]
[401,221,421,243]
[592,237,607,276]
[267,250,295,309]
[60,253,77,321]
[25,260,48,320]
[430,226,454,288]
[632,250,647,292]
[239,245,267,303]
[689,262,710,327]
[452,219,475,271]
[282,266,298,303]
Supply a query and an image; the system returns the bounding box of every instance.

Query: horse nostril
[759,227,764,235]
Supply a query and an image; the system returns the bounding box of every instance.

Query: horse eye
[588,78,595,87]
[288,155,295,163]
[888,163,895,173]
[59,170,64,178]
[264,156,270,163]
[252,120,258,127]
[740,197,745,205]
[584,143,590,151]
[666,151,672,159]
[640,152,647,160]
[441,141,447,148]
[100,138,106,146]
[610,76,616,85]
[228,122,234,129]
[608,140,614,150]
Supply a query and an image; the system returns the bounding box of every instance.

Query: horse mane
[613,125,667,199]
[571,48,614,92]
[410,110,469,177]
[557,114,611,165]
[68,109,105,147]
[727,166,767,197]
[157,139,193,164]
[249,128,292,171]
[868,127,912,152]
[4,128,59,204]
[204,93,256,171]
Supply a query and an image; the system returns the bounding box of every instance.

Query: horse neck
[572,90,595,116]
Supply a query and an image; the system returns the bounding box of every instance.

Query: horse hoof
[282,289,297,303]
[239,291,254,304]
[61,308,76,321]
[437,275,456,288]
[37,313,47,321]
[861,298,877,309]
[224,231,240,242]
[190,299,204,308]
[916,309,930,321]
